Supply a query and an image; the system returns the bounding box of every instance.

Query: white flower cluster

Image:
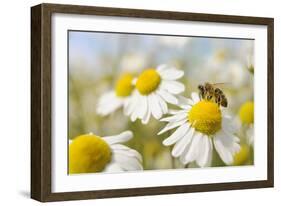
[93,64,242,169]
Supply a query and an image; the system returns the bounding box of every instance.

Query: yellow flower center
[136,69,161,95]
[233,144,250,166]
[188,100,222,136]
[239,101,254,124]
[115,74,134,97]
[69,134,111,174]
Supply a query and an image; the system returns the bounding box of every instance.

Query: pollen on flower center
[136,69,161,95]
[188,100,222,136]
[115,74,134,97]
[69,134,112,174]
[239,101,254,124]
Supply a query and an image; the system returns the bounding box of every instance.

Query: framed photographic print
[31,3,274,202]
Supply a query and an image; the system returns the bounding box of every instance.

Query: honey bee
[198,82,228,107]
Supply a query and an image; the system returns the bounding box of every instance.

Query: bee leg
[201,92,206,99]
[214,95,219,105]
[218,96,222,106]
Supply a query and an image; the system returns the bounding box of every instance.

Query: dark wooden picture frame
[31,3,274,202]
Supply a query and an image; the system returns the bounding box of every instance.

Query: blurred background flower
[120,53,147,73]
[69,31,254,171]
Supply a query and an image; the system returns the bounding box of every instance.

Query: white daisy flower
[159,92,240,167]
[69,131,143,174]
[125,65,185,124]
[97,73,135,116]
[238,101,254,146]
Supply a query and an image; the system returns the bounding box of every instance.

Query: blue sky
[68,31,253,78]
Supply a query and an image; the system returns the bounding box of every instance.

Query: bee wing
[212,82,231,87]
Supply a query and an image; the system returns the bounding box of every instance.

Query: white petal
[99,96,121,110]
[113,153,143,171]
[158,118,187,135]
[161,80,185,94]
[123,98,130,114]
[160,112,187,123]
[148,93,163,119]
[159,68,184,80]
[163,123,190,146]
[168,109,187,115]
[246,125,254,145]
[171,126,194,157]
[182,131,201,164]
[97,91,124,115]
[111,144,143,162]
[123,97,132,115]
[142,99,151,124]
[130,93,143,122]
[124,92,138,116]
[111,144,131,151]
[196,135,212,167]
[156,64,170,73]
[112,147,142,162]
[131,105,140,122]
[191,92,200,103]
[138,95,148,119]
[205,137,213,167]
[177,95,193,109]
[103,131,133,145]
[130,95,139,121]
[155,94,168,114]
[223,129,241,153]
[156,89,178,105]
[127,150,143,162]
[213,130,240,165]
[97,91,115,105]
[222,116,236,134]
[104,162,124,173]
